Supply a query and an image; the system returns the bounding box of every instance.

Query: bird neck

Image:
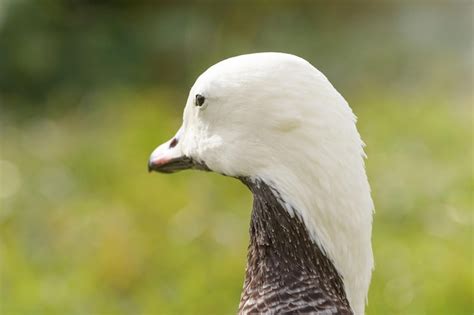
[238,178,353,314]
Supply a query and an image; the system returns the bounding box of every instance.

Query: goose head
[148,52,374,315]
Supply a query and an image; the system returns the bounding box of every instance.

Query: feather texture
[238,178,352,315]
[149,53,374,314]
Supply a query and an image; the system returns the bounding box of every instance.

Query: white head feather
[153,52,374,315]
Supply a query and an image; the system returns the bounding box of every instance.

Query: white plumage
[150,52,374,315]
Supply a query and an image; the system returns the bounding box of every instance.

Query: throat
[238,179,352,314]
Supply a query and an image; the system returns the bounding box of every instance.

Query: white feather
[176,52,374,315]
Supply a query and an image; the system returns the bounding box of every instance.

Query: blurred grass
[0,1,473,314]
[1,88,472,315]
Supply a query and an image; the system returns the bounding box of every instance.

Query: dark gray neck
[238,179,352,315]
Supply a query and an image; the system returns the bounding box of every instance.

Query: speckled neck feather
[238,179,352,315]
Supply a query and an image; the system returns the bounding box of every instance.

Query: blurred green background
[0,1,472,314]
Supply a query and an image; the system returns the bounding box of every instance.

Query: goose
[148,52,374,315]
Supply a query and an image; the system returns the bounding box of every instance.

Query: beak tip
[148,160,154,173]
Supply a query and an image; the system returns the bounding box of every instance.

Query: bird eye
[195,94,206,107]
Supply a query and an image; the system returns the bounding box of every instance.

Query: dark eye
[195,94,206,107]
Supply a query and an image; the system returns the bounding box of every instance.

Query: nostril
[169,138,178,149]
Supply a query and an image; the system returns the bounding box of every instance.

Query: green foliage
[1,89,472,315]
[0,1,472,314]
